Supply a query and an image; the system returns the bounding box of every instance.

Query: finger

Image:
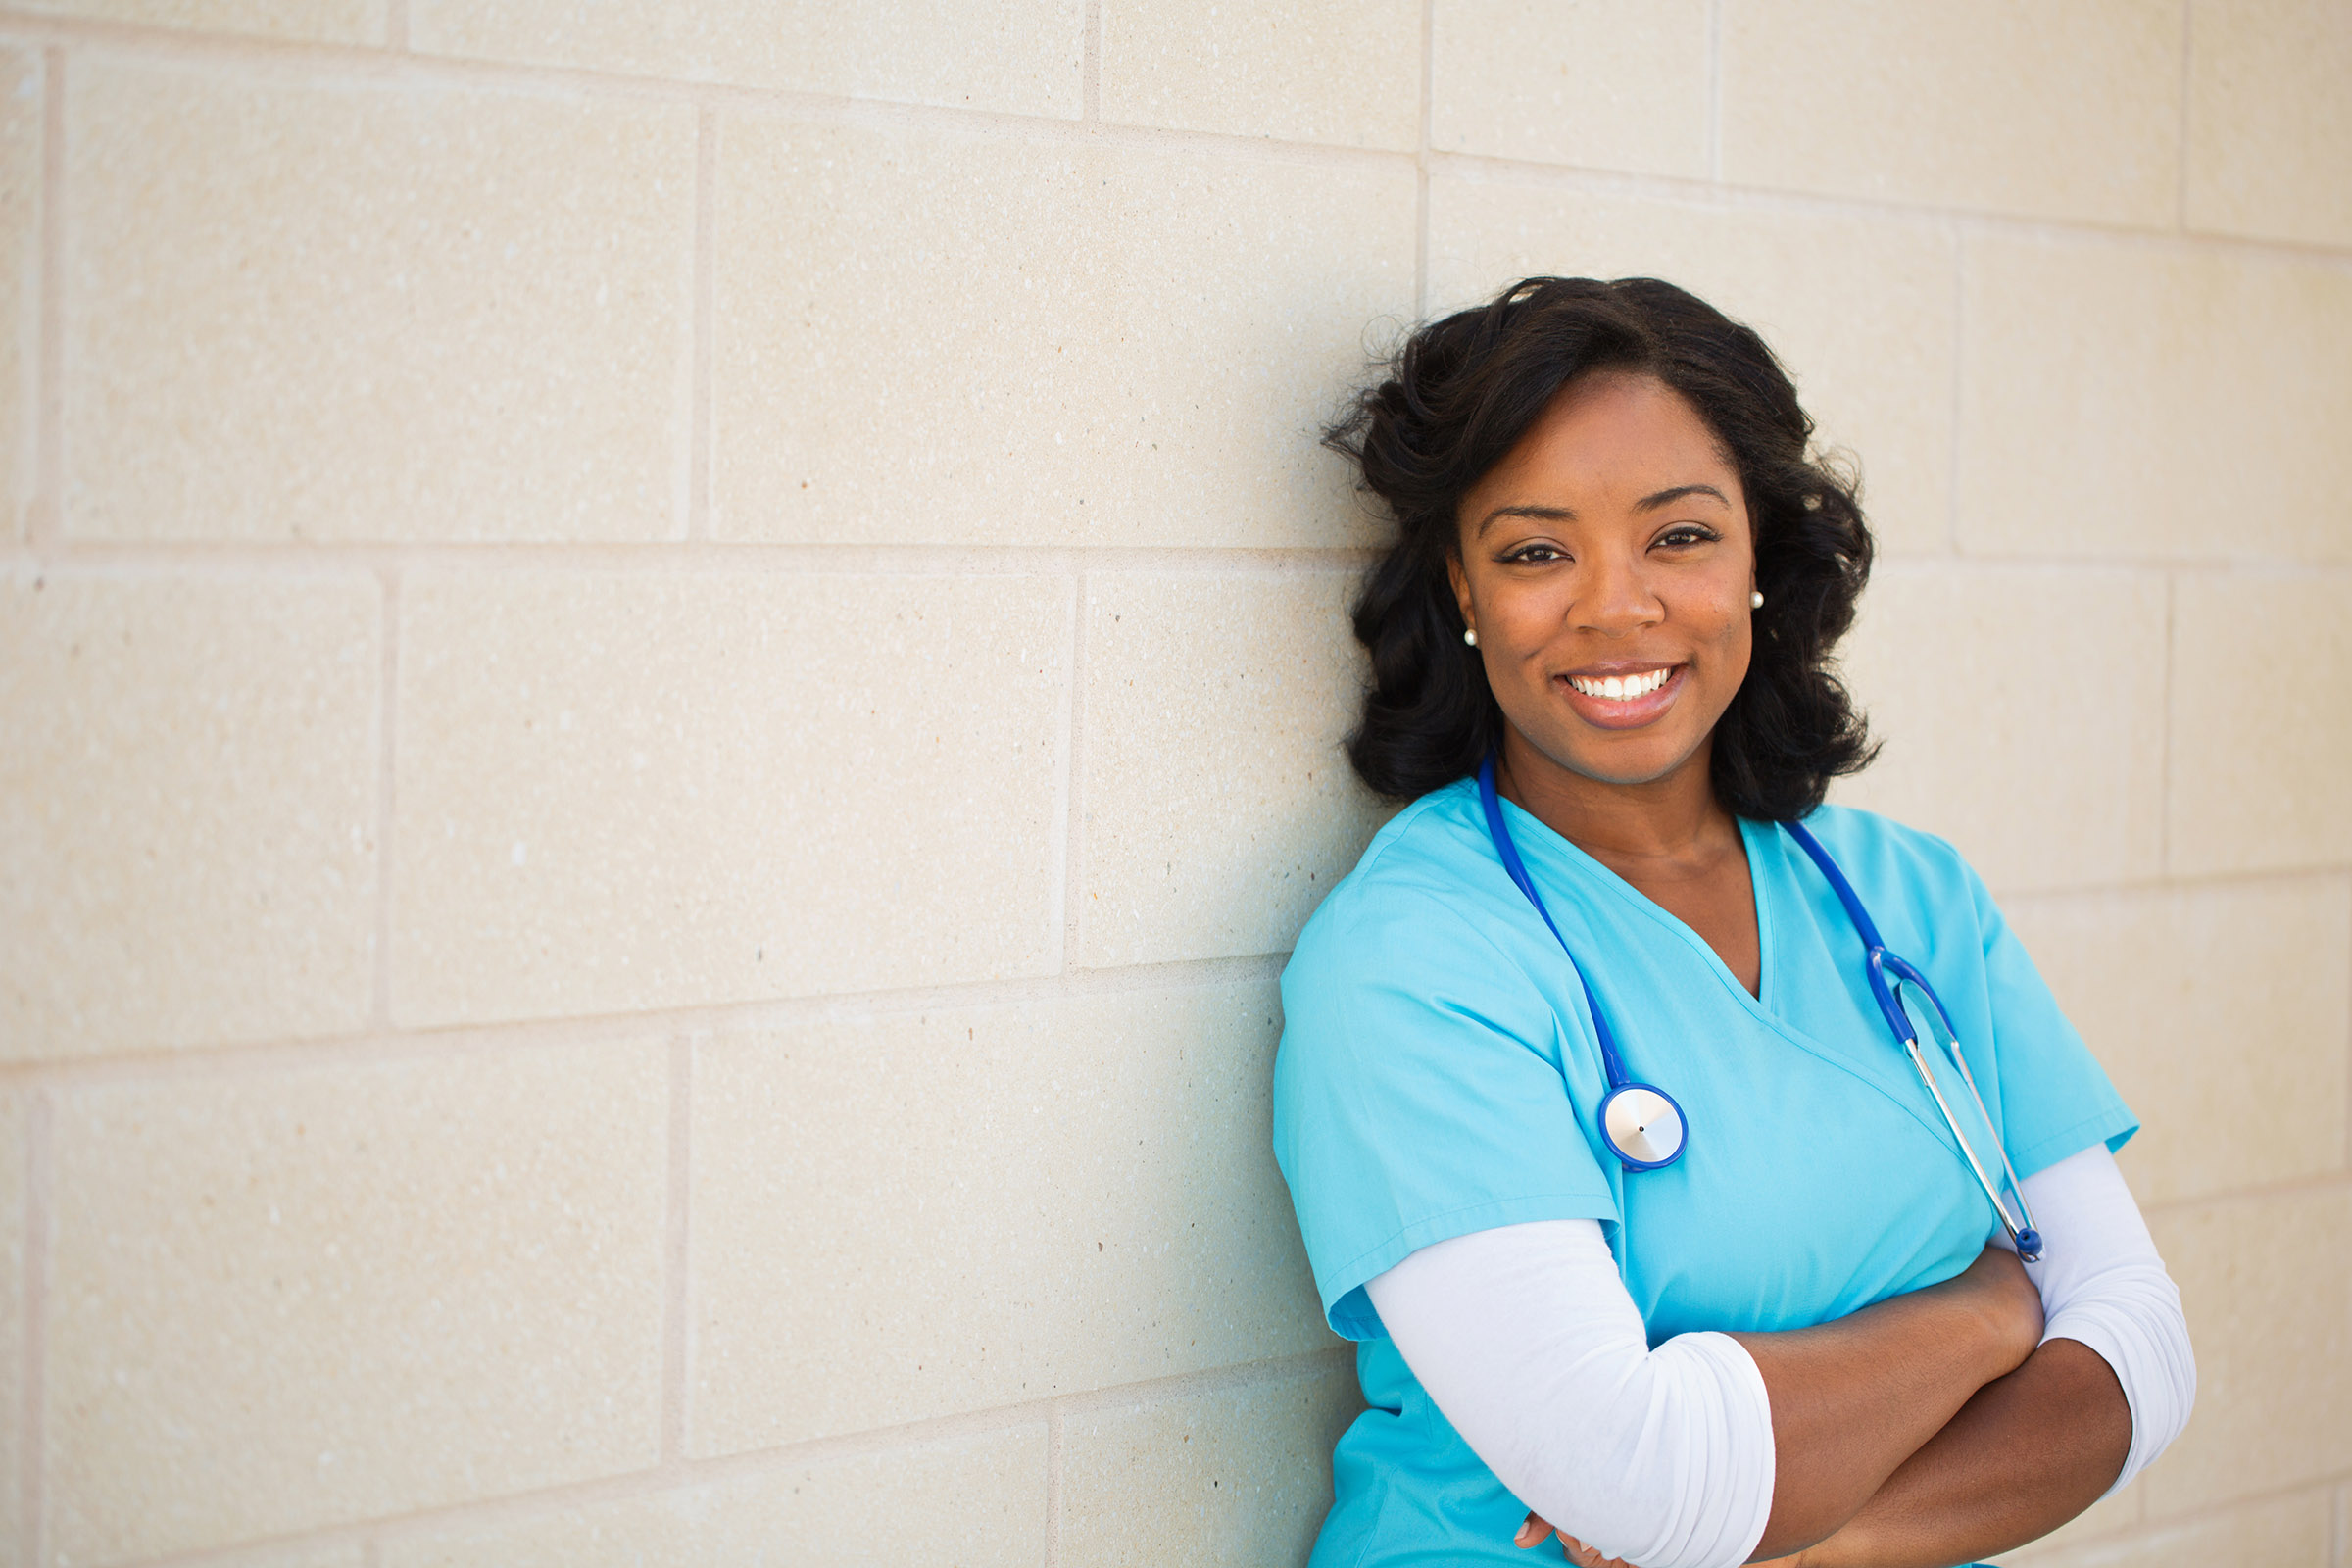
[1514,1512,1556,1549]
[1558,1540,1629,1568]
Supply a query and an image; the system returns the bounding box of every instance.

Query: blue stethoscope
[1477,753,2043,1261]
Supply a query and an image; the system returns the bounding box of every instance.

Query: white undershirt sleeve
[1365,1220,1775,1568]
[2010,1145,2196,1493]
[1362,1149,2193,1567]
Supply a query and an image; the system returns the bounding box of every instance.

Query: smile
[1565,667,1675,700]
[1554,663,1688,730]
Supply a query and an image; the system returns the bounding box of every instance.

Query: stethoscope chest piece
[1599,1083,1687,1170]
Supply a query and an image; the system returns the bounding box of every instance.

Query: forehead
[1467,370,1740,512]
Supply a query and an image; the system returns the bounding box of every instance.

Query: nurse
[1272,276,2194,1568]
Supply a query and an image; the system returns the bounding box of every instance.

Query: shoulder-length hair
[1325,275,1876,821]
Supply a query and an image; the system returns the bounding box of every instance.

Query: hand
[1515,1509,1815,1567]
[1513,1512,1634,1567]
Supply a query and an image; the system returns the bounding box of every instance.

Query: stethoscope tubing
[1479,755,2042,1259]
[1785,817,2041,1257]
[1476,752,1636,1090]
[1477,754,1688,1171]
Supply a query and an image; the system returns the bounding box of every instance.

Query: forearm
[1792,1150,2189,1568]
[1373,1231,2034,1568]
[1795,1337,2130,1568]
[1729,1252,2037,1560]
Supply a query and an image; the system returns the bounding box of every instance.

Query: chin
[1545,737,1703,789]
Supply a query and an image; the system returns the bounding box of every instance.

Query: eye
[1501,541,1569,564]
[1653,524,1722,550]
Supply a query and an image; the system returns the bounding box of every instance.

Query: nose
[1572,544,1664,635]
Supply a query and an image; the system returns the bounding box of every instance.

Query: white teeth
[1569,667,1673,700]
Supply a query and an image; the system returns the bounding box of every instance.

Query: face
[1448,369,1756,794]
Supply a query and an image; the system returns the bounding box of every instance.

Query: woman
[1272,277,2193,1568]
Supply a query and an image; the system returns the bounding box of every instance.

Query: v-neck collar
[1492,791,1775,1010]
[1484,788,1965,1158]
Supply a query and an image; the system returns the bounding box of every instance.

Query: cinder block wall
[1,3,2346,1565]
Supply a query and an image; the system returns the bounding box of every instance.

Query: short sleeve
[1965,859,2139,1177]
[1272,886,1619,1341]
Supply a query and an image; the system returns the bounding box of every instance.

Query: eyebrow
[1474,504,1575,537]
[1474,484,1732,537]
[1635,484,1733,514]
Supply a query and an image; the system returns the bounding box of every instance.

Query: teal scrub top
[1271,780,2136,1568]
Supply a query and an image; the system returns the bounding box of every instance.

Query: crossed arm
[1778,1334,2132,1568]
[1365,1147,2190,1568]
[1770,1147,2189,1568]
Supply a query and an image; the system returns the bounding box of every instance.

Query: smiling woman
[1270,278,2194,1568]
[1339,276,1873,825]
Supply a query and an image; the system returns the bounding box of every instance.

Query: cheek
[1717,615,1756,698]
[1691,594,1755,688]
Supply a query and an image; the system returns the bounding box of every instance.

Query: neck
[1496,725,1735,866]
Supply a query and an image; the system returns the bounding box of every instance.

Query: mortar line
[5,3,2352,272]
[2174,0,2193,231]
[1050,573,1084,972]
[1998,864,2352,913]
[48,537,2345,578]
[27,8,2335,273]
[1945,217,1965,554]
[2133,1469,2352,1533]
[1983,861,2347,906]
[1044,1404,1066,1566]
[1704,0,1723,181]
[127,1349,1348,1567]
[31,539,1385,576]
[1080,0,1100,122]
[2158,570,2177,876]
[2139,1171,2352,1224]
[660,1035,693,1462]
[382,0,408,51]
[684,106,714,542]
[0,952,1297,1088]
[26,45,61,550]
[1872,554,2352,580]
[1413,0,1432,320]
[30,854,2352,1090]
[0,9,1402,170]
[30,846,2352,1084]
[2115,1467,2147,1533]
[20,1089,50,1568]
[1422,148,2352,265]
[7,4,2350,272]
[369,567,399,1029]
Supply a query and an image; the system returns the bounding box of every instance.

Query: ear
[1446,547,1475,638]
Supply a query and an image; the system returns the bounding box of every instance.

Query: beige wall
[1,2,2347,1565]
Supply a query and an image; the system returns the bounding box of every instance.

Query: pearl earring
[1750,591,1765,610]
[1463,627,1478,647]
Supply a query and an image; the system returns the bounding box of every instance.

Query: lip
[1554,662,1687,730]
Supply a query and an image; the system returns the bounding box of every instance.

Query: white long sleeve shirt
[1364,1146,2193,1568]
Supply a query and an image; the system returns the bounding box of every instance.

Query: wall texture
[1,2,2348,1565]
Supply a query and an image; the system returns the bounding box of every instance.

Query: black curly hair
[1325,275,1878,821]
